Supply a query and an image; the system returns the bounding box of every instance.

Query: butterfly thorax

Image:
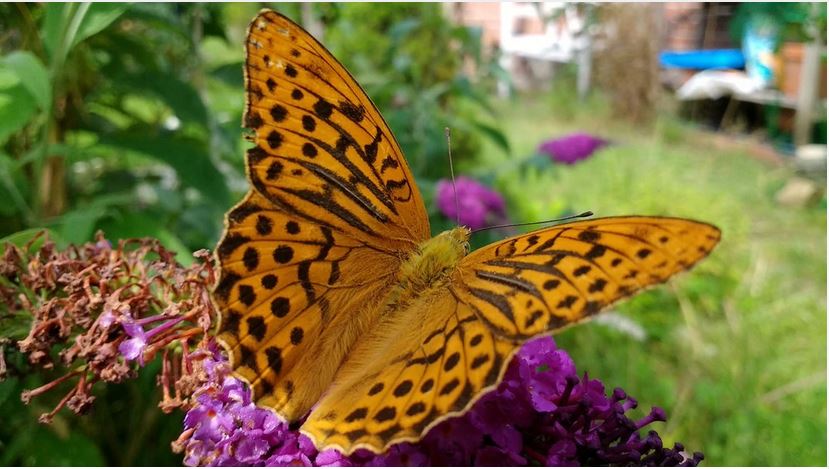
[388,227,470,308]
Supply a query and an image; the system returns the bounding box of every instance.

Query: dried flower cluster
[0,232,216,421]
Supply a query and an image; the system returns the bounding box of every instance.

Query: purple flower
[315,449,352,467]
[178,338,702,466]
[435,177,507,230]
[99,308,117,328]
[117,314,186,366]
[118,321,148,365]
[538,132,609,164]
[180,349,316,466]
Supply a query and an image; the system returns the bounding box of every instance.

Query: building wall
[447,2,502,49]
[662,3,705,51]
[451,2,738,53]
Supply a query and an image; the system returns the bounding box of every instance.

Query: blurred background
[0,2,825,466]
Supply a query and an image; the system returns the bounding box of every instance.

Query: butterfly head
[397,227,470,292]
[433,226,472,262]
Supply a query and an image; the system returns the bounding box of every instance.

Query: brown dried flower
[0,231,220,422]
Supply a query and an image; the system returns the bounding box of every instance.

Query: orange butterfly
[212,10,720,455]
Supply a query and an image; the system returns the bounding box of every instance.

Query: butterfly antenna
[470,211,595,235]
[445,127,460,226]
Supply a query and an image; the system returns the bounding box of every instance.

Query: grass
[468,91,827,466]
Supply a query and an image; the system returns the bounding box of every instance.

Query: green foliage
[0,3,238,254]
[484,95,827,466]
[0,361,182,466]
[730,2,827,44]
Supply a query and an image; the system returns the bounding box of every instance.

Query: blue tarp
[659,49,745,70]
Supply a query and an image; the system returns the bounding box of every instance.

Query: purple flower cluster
[178,337,702,466]
[435,177,507,230]
[178,345,317,466]
[538,132,609,165]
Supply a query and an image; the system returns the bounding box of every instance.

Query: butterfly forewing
[455,217,721,340]
[244,10,429,250]
[214,190,401,419]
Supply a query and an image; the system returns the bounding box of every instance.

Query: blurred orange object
[778,42,827,99]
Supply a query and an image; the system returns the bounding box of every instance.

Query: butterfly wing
[301,217,720,454]
[214,191,401,419]
[301,285,515,454]
[214,10,430,421]
[454,217,720,340]
[243,10,429,249]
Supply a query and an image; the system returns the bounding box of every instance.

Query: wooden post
[576,32,591,100]
[793,5,824,146]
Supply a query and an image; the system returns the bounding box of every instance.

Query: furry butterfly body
[212,10,721,455]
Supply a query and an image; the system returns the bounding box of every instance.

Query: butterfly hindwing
[244,10,429,250]
[455,217,721,340]
[301,287,514,454]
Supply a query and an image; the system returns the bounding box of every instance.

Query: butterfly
[212,9,720,456]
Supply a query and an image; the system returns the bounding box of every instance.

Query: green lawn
[468,93,827,466]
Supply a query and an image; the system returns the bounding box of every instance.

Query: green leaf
[0,152,31,218]
[71,3,129,50]
[98,211,194,265]
[0,228,61,254]
[0,82,38,145]
[57,206,107,245]
[123,4,191,41]
[452,77,497,116]
[120,71,208,126]
[49,192,136,245]
[0,377,18,408]
[471,120,511,155]
[0,310,34,341]
[1,51,51,110]
[41,3,66,60]
[210,61,245,88]
[43,3,127,62]
[21,428,105,465]
[99,130,231,207]
[388,18,420,42]
[518,153,555,173]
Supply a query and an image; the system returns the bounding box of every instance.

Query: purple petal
[315,449,351,467]
[234,436,270,463]
[121,320,146,340]
[118,337,147,363]
[546,439,578,466]
[99,310,116,328]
